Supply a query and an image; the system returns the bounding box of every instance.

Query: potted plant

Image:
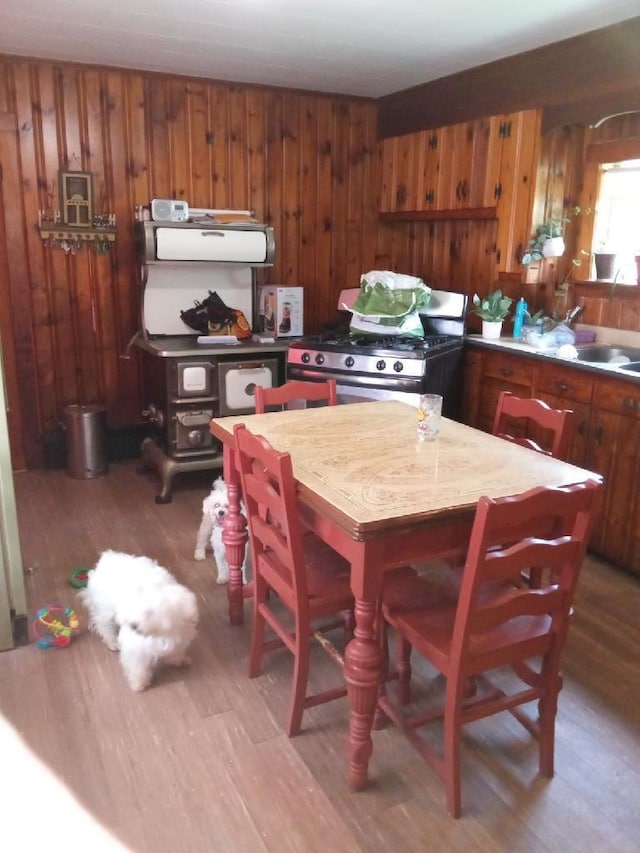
[521,206,589,266]
[471,289,513,339]
[593,241,618,281]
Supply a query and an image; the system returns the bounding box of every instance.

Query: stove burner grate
[300,332,455,352]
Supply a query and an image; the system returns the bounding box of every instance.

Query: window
[592,159,640,284]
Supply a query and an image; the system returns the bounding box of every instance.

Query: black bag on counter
[180,290,236,334]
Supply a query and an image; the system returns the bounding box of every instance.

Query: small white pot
[482,320,503,339]
[542,236,565,259]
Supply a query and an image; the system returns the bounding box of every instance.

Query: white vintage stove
[133,218,288,503]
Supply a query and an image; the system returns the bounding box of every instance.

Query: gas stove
[286,288,468,415]
[287,333,462,381]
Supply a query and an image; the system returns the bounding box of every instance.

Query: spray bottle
[513,297,527,339]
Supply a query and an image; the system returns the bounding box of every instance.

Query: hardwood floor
[2,462,639,852]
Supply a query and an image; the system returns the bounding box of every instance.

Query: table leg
[221,445,248,626]
[344,594,381,791]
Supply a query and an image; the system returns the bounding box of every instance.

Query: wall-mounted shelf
[38,226,117,243]
[38,208,117,253]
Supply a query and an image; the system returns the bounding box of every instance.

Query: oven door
[218,359,279,416]
[288,361,422,407]
[335,382,420,407]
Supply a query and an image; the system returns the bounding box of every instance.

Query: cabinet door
[380,136,398,213]
[380,128,448,212]
[461,348,483,426]
[534,363,594,467]
[489,110,542,274]
[419,127,446,209]
[447,121,476,210]
[588,381,640,573]
[537,392,591,468]
[380,133,419,212]
[475,350,535,434]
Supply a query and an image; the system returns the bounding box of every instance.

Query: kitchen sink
[616,361,640,374]
[575,344,640,364]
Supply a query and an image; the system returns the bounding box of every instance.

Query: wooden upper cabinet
[380,127,447,212]
[488,110,542,273]
[379,109,541,248]
[420,127,447,209]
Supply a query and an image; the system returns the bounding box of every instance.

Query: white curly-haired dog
[78,550,198,692]
[194,476,249,584]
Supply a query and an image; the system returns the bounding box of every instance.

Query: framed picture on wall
[59,170,93,226]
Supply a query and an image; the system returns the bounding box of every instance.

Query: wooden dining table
[209,399,602,791]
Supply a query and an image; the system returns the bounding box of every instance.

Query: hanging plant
[521,206,590,265]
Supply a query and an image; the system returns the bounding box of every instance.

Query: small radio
[150,198,190,223]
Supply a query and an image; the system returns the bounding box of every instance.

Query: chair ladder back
[234,424,309,605]
[254,379,338,413]
[492,391,573,459]
[451,481,601,666]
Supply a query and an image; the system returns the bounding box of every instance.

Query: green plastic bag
[349,271,431,337]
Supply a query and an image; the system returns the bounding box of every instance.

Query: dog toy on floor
[70,568,90,589]
[33,605,80,649]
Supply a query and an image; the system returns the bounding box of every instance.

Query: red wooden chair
[378,479,601,818]
[233,422,354,737]
[254,379,338,413]
[491,390,573,458]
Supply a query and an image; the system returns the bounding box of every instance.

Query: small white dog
[78,550,199,692]
[194,477,250,584]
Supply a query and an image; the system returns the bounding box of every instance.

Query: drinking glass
[417,394,443,441]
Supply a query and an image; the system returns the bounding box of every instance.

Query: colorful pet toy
[70,567,90,589]
[33,605,80,649]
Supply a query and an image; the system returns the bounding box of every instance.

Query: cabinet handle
[428,135,438,150]
[577,421,587,436]
[500,368,513,377]
[494,182,502,200]
[555,382,570,393]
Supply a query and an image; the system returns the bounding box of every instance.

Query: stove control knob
[315,354,325,365]
[376,359,386,371]
[301,352,311,364]
[345,356,355,368]
[393,361,404,373]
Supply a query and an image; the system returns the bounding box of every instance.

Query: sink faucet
[564,305,584,325]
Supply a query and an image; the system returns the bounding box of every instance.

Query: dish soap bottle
[513,297,527,340]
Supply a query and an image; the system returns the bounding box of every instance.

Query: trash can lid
[63,404,106,416]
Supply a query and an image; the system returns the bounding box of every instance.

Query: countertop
[465,333,640,382]
[132,332,295,358]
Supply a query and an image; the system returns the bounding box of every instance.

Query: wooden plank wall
[535,113,640,324]
[0,57,385,469]
[2,53,636,471]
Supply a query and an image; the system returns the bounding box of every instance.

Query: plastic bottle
[513,297,527,339]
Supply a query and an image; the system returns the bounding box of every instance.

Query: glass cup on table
[417,394,443,441]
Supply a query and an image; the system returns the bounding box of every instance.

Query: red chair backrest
[451,480,601,673]
[254,379,338,414]
[234,423,309,605]
[491,391,572,458]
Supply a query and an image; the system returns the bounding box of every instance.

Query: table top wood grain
[210,400,601,537]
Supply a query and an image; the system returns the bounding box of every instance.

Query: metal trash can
[63,404,109,479]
